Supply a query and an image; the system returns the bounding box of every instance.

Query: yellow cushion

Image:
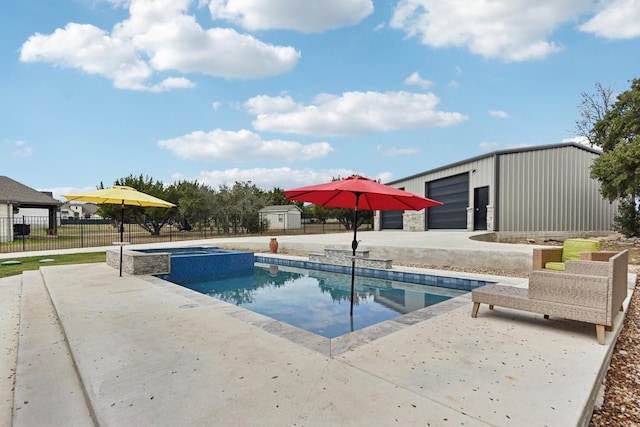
[562,239,601,262]
[544,262,566,271]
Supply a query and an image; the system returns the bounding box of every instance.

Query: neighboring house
[259,205,302,230]
[0,176,62,242]
[60,202,101,219]
[377,142,618,239]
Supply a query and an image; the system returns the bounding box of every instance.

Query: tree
[264,187,288,205]
[166,180,215,231]
[209,181,269,234]
[574,82,615,146]
[589,78,640,236]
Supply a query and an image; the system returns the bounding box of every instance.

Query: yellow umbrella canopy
[63,185,175,208]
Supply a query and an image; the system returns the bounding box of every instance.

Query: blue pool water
[163,262,471,338]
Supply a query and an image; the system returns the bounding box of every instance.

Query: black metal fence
[1,216,351,254]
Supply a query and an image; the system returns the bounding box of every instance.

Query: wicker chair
[532,238,602,271]
[472,250,629,345]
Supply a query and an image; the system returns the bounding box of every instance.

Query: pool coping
[142,254,528,357]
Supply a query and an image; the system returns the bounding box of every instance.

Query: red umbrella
[284,175,442,315]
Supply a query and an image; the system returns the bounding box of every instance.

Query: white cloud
[195,167,360,190]
[376,145,421,156]
[390,0,593,61]
[158,129,333,161]
[489,109,510,119]
[448,80,459,88]
[20,0,300,91]
[244,95,298,114]
[579,0,640,39]
[20,23,157,91]
[11,140,34,157]
[212,101,221,111]
[208,0,373,32]
[404,72,434,89]
[247,91,468,136]
[478,141,499,151]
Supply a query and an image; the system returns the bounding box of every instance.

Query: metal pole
[350,193,360,316]
[119,200,124,277]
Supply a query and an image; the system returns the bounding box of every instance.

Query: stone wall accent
[106,248,170,275]
[403,211,425,231]
[308,248,392,269]
[486,205,494,232]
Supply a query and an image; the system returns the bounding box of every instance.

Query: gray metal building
[376,142,618,239]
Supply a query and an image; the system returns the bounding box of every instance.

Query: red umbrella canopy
[283,175,442,211]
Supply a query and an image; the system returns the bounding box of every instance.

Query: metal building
[377,143,618,239]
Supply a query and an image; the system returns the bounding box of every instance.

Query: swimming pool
[162,262,476,338]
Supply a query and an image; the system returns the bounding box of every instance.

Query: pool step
[13,270,95,426]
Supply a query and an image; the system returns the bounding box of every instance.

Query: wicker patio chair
[472,250,629,345]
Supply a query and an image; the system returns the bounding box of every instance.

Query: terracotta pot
[269,238,278,253]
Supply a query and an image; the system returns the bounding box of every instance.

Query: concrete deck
[0,231,636,426]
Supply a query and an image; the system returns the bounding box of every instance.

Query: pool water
[165,263,467,339]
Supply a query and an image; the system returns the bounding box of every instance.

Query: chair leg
[543,315,549,319]
[596,325,605,345]
[471,302,480,318]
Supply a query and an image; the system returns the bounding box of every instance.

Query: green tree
[590,78,640,236]
[264,187,288,205]
[210,181,269,234]
[166,180,215,231]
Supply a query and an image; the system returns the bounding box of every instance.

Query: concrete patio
[0,231,635,426]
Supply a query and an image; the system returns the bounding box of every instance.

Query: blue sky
[2,0,639,201]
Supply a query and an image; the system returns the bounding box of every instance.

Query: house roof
[0,176,62,207]
[386,142,602,185]
[259,205,302,213]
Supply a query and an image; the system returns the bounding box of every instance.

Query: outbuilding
[376,142,618,240]
[259,205,303,231]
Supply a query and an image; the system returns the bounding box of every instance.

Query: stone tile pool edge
[141,254,528,358]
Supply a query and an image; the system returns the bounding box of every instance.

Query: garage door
[426,173,469,229]
[381,210,403,229]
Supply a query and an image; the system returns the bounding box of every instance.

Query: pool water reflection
[164,263,467,338]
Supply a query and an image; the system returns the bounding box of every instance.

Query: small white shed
[259,205,302,230]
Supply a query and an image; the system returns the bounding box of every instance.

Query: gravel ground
[590,280,640,426]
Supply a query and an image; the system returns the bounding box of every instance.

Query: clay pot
[269,238,279,253]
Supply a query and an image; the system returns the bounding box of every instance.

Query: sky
[1,0,639,201]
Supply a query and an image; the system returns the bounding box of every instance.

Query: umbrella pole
[119,200,124,277]
[350,193,360,316]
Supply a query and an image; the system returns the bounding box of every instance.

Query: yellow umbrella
[63,185,176,208]
[63,186,176,276]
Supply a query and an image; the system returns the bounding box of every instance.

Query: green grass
[0,252,106,279]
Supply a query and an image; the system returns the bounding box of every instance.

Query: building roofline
[385,142,601,185]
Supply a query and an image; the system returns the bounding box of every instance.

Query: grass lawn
[0,252,106,279]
